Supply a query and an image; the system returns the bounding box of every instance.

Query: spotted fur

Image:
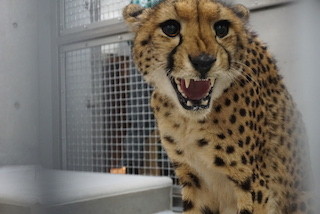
[123,0,315,213]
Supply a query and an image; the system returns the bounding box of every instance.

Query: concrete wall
[0,0,53,167]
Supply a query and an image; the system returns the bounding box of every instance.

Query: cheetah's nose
[189,54,216,78]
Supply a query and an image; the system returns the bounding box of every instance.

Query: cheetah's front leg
[153,93,254,213]
[173,161,254,214]
[175,161,252,214]
[174,163,220,214]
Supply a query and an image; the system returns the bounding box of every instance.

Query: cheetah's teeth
[185,79,191,89]
[177,84,187,98]
[210,78,215,86]
[201,100,209,106]
[187,100,193,107]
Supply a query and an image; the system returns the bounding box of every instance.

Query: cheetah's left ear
[232,4,249,22]
[123,4,150,32]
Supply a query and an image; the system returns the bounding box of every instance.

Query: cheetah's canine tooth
[210,78,215,86]
[185,79,191,88]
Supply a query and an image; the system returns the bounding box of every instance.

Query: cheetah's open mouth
[171,78,214,110]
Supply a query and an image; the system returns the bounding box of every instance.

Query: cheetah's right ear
[123,4,150,32]
[232,4,249,22]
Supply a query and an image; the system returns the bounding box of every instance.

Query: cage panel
[60,37,179,188]
[61,0,132,32]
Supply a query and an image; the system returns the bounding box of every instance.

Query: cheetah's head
[123,0,249,118]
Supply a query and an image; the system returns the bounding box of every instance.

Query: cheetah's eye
[160,20,181,37]
[214,20,230,38]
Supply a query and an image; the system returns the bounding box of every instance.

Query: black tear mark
[216,39,231,69]
[166,35,183,74]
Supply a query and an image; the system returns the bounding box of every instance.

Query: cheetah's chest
[160,120,238,213]
[185,136,238,213]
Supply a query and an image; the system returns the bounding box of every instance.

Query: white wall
[37,0,55,168]
[250,1,320,193]
[0,0,53,167]
[296,1,320,194]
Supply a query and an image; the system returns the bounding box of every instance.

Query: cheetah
[123,0,315,213]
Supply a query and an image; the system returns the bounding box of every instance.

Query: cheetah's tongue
[180,79,211,100]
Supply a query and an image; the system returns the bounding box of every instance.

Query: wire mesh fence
[60,37,179,189]
[61,0,161,32]
[61,0,131,31]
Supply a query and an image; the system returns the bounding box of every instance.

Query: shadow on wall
[296,0,320,196]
